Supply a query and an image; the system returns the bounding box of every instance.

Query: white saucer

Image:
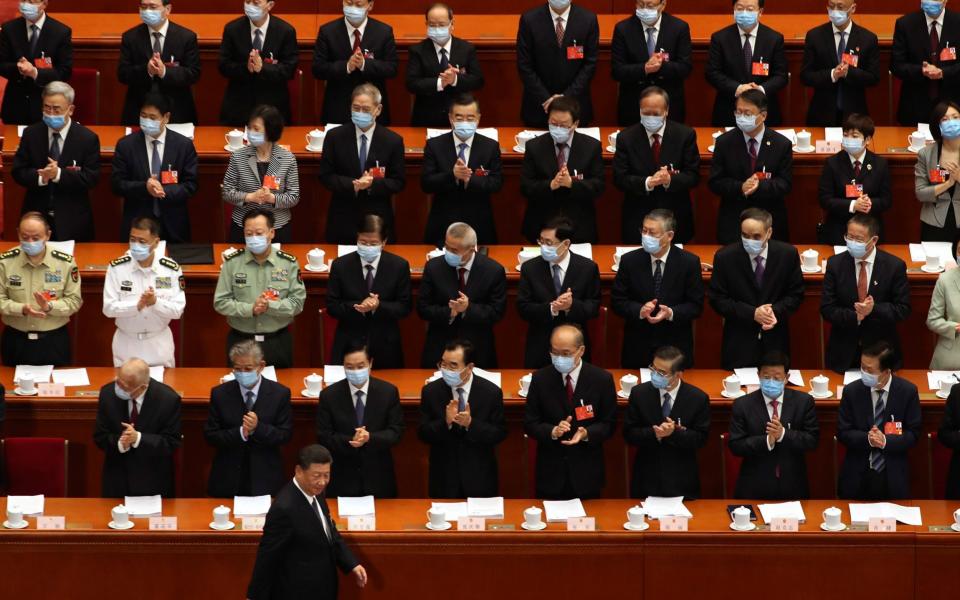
[922,265,945,274]
[425,521,452,531]
[810,390,833,399]
[721,390,745,399]
[224,144,244,152]
[209,521,236,531]
[623,521,649,531]
[611,264,619,272]
[14,387,38,396]
[301,389,320,398]
[937,390,951,399]
[513,145,527,153]
[3,520,28,529]
[108,520,135,530]
[518,389,528,398]
[908,146,924,154]
[521,521,547,531]
[305,146,323,153]
[707,145,715,153]
[820,522,847,532]
[792,145,815,154]
[729,522,756,531]
[606,145,617,153]
[951,523,960,532]
[801,266,822,274]
[304,264,329,273]
[617,390,631,399]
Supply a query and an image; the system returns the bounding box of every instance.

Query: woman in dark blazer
[221,105,300,243]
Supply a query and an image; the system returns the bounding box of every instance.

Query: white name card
[868,517,896,532]
[770,517,799,532]
[660,516,689,531]
[242,517,265,531]
[347,515,376,531]
[457,516,486,531]
[37,383,65,397]
[37,516,65,530]
[566,517,596,531]
[816,140,841,154]
[148,516,177,530]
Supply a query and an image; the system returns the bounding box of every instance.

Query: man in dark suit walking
[516,0,599,127]
[319,83,406,244]
[0,1,72,125]
[518,217,600,368]
[800,0,880,126]
[613,85,700,244]
[421,93,502,246]
[520,96,604,243]
[624,345,710,499]
[93,358,181,498]
[891,1,960,125]
[12,81,100,241]
[611,209,704,369]
[327,214,411,368]
[418,339,507,498]
[709,208,805,370]
[729,351,820,499]
[524,324,617,499]
[417,222,507,368]
[204,340,292,498]
[218,2,298,126]
[246,444,368,600]
[708,88,792,244]
[705,0,788,126]
[111,92,199,243]
[117,1,201,125]
[316,341,404,498]
[312,0,398,125]
[838,341,922,500]
[611,1,692,126]
[407,4,484,127]
[821,213,911,373]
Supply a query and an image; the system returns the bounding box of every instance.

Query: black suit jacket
[516,4,598,127]
[892,10,960,125]
[246,481,359,600]
[407,37,484,127]
[523,362,616,499]
[821,249,912,372]
[421,132,503,246]
[218,15,298,126]
[520,131,604,243]
[623,381,710,499]
[708,241,806,370]
[517,252,600,368]
[611,246,704,369]
[111,129,199,243]
[817,150,891,245]
[326,250,412,369]
[708,127,793,244]
[0,15,72,125]
[939,387,960,499]
[729,388,820,499]
[837,377,922,499]
[611,12,692,125]
[318,122,406,244]
[312,17,398,125]
[316,377,404,498]
[706,23,788,126]
[12,120,100,241]
[417,252,507,368]
[93,379,181,498]
[800,21,880,126]
[203,378,293,498]
[612,120,700,243]
[117,21,201,125]
[417,376,508,498]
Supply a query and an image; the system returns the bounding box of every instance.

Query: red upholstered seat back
[70,67,100,125]
[720,433,742,499]
[3,438,68,497]
[928,432,951,499]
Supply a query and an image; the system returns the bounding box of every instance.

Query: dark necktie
[556,143,567,171]
[358,134,368,170]
[870,391,886,472]
[653,259,663,299]
[748,138,758,173]
[754,255,765,288]
[365,264,374,294]
[244,391,255,413]
[151,140,162,216]
[457,142,468,162]
[355,390,365,426]
[853,160,862,179]
[253,29,263,52]
[458,267,467,292]
[651,133,661,166]
[456,387,466,412]
[152,31,162,54]
[129,399,139,425]
[552,264,563,296]
[930,22,941,98]
[646,27,657,58]
[311,498,331,543]
[555,17,565,47]
[770,399,781,478]
[565,374,574,411]
[661,392,672,420]
[439,47,449,70]
[836,31,847,109]
[29,24,40,59]
[743,32,753,75]
[353,30,362,54]
[50,132,61,162]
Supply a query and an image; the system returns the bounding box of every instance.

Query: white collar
[848,148,867,165]
[356,123,376,140]
[743,125,766,145]
[453,133,475,149]
[551,248,572,272]
[859,247,877,265]
[872,374,893,396]
[146,127,168,146]
[250,14,270,35]
[550,5,571,21]
[346,17,368,38]
[641,14,662,31]
[738,24,759,37]
[645,121,667,140]
[239,375,264,398]
[459,252,477,271]
[149,19,170,37]
[432,37,453,54]
[762,392,784,405]
[29,12,47,30]
[659,379,680,399]
[49,118,72,140]
[348,378,370,397]
[650,245,671,265]
[567,358,584,383]
[449,372,474,395]
[832,20,853,36]
[927,11,945,28]
[359,248,382,271]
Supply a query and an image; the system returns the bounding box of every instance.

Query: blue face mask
[846,238,868,259]
[427,26,451,45]
[343,5,367,25]
[860,370,879,388]
[827,9,849,27]
[351,111,374,130]
[742,237,764,256]
[735,113,758,133]
[140,117,162,138]
[356,244,381,263]
[551,353,576,375]
[641,114,665,133]
[345,367,369,387]
[541,244,559,262]
[841,136,865,156]
[650,370,671,390]
[247,130,266,147]
[440,368,463,387]
[244,2,265,21]
[245,235,269,255]
[453,121,477,141]
[140,8,164,28]
[642,234,662,255]
[941,119,960,140]
[43,114,65,130]
[129,242,153,262]
[734,9,759,29]
[444,249,463,267]
[760,378,785,399]
[20,2,41,21]
[234,370,260,388]
[922,1,945,18]
[548,0,571,12]
[115,382,132,401]
[636,8,660,26]
[549,125,572,145]
[21,240,45,257]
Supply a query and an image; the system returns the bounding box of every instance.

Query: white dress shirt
[26,12,46,40]
[750,243,770,272]
[238,375,264,441]
[349,378,371,409]
[830,20,854,82]
[548,249,572,316]
[148,18,170,53]
[345,17,368,72]
[554,134,573,166]
[927,11,945,37]
[762,392,787,450]
[293,476,332,539]
[355,123,376,163]
[447,372,473,429]
[358,248,382,275]
[250,13,270,46]
[102,250,186,334]
[144,128,169,175]
[452,133,474,166]
[550,5,571,31]
[117,388,146,453]
[650,245,670,276]
[870,374,892,449]
[855,247,877,289]
[433,37,457,90]
[742,125,766,154]
[738,25,766,95]
[644,120,669,191]
[643,14,663,50]
[38,118,72,186]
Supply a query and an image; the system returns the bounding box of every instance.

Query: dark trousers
[228,223,293,245]
[1,326,71,367]
[226,327,293,368]
[921,204,960,245]
[854,468,891,501]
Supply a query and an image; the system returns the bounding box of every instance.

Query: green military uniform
[0,246,83,366]
[213,247,305,368]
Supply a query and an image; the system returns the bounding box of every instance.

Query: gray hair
[351,83,382,106]
[118,358,150,386]
[446,222,477,247]
[42,81,75,104]
[644,208,676,234]
[229,340,264,364]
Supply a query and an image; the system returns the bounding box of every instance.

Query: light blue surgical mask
[444,249,463,267]
[343,5,367,25]
[19,2,41,22]
[734,9,759,29]
[115,382,132,401]
[551,354,576,375]
[129,242,153,262]
[247,130,266,147]
[345,367,369,387]
[351,110,374,129]
[760,378,785,400]
[827,9,849,27]
[453,121,477,141]
[244,2,265,22]
[441,368,463,387]
[245,235,269,255]
[642,234,662,255]
[636,8,659,26]
[21,240,45,257]
[234,370,260,388]
[541,244,559,263]
[922,1,945,18]
[841,136,864,156]
[650,370,671,390]
[140,8,164,28]
[742,237,764,257]
[548,0,571,12]
[846,238,868,259]
[941,119,960,140]
[43,114,65,130]
[140,117,162,138]
[860,370,879,388]
[356,244,382,263]
[641,114,665,133]
[549,125,572,145]
[735,113,758,133]
[427,26,451,46]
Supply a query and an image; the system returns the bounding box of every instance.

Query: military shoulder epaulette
[159,257,181,271]
[224,249,244,260]
[0,248,21,260]
[110,255,132,267]
[276,250,297,262]
[51,249,73,262]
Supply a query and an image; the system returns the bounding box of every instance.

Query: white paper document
[149,366,165,382]
[848,503,922,525]
[337,496,376,517]
[824,127,844,142]
[615,247,642,259]
[166,123,195,139]
[733,368,760,386]
[431,502,467,520]
[775,129,797,145]
[909,242,954,263]
[843,370,863,385]
[639,368,652,383]
[124,495,162,517]
[758,501,807,524]
[467,497,504,519]
[15,364,54,383]
[642,496,693,519]
[917,123,934,140]
[338,245,358,257]
[575,127,601,142]
[7,495,44,515]
[543,499,586,522]
[324,365,346,384]
[52,368,90,387]
[928,371,960,390]
[787,370,805,387]
[569,243,593,261]
[833,245,848,255]
[47,240,75,256]
[471,368,502,388]
[234,495,272,516]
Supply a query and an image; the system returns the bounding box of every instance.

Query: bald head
[117,358,151,390]
[550,324,586,369]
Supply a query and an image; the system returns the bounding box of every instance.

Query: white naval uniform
[102,252,186,367]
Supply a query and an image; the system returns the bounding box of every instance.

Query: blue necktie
[458,142,468,162]
[355,390,365,426]
[49,132,61,162]
[646,27,657,58]
[457,387,466,413]
[552,264,563,296]
[253,29,263,52]
[870,391,886,472]
[359,134,368,171]
[661,392,672,420]
[245,391,255,412]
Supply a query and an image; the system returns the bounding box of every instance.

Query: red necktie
[130,401,139,426]
[565,374,574,411]
[853,160,861,179]
[555,17,565,47]
[458,267,467,292]
[857,260,868,302]
[651,133,661,166]
[556,143,567,171]
[353,30,362,54]
[748,138,758,173]
[771,399,780,478]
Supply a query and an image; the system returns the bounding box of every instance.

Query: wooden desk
[1,497,956,599]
